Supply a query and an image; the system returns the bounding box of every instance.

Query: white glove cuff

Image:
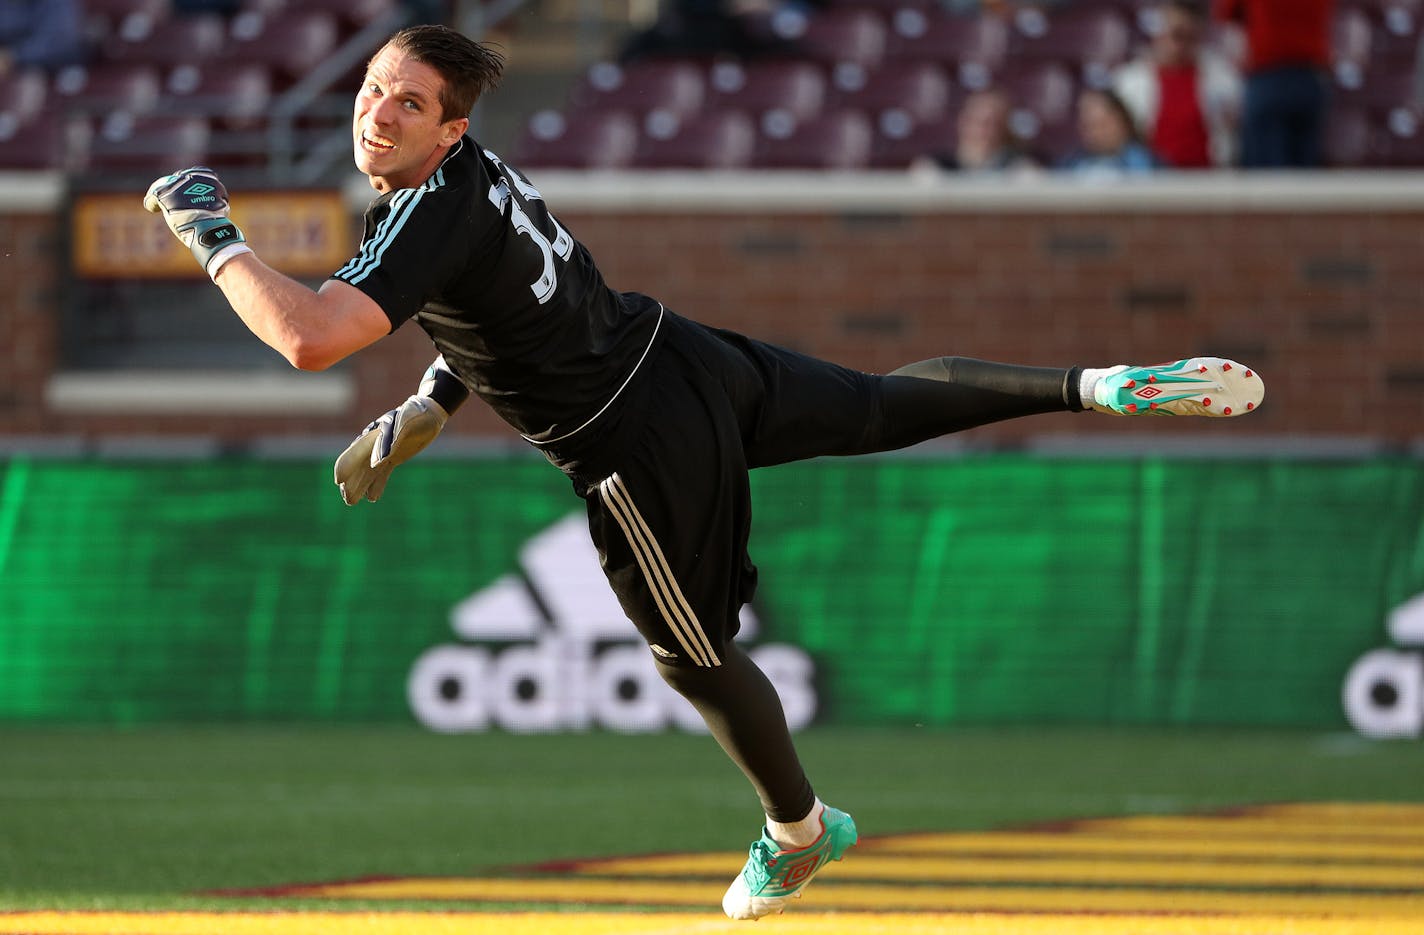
[206,243,254,281]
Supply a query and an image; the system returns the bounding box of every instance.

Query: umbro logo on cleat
[1134,386,1163,399]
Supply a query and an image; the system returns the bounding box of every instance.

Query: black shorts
[571,311,883,668]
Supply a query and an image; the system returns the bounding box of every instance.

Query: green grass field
[3,725,1422,912]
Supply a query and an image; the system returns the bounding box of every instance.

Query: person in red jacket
[1214,0,1334,167]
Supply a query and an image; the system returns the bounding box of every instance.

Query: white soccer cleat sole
[1092,357,1264,416]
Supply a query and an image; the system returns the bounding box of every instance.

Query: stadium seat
[1331,6,1375,90]
[85,112,210,174]
[832,60,956,127]
[869,112,955,168]
[791,8,889,69]
[239,0,397,27]
[0,111,92,171]
[1324,105,1372,165]
[52,62,164,117]
[221,10,340,83]
[1008,5,1134,88]
[634,109,757,169]
[999,61,1078,130]
[514,109,639,169]
[754,109,874,169]
[0,69,48,127]
[884,9,1010,89]
[82,0,173,41]
[569,60,706,120]
[165,62,273,130]
[106,12,227,67]
[708,60,827,124]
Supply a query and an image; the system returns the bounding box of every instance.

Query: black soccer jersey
[332,137,664,445]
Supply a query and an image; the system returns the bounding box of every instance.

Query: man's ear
[441,117,470,147]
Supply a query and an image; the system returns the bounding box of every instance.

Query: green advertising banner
[0,456,1417,730]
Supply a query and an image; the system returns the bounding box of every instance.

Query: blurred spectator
[915,88,1039,172]
[1213,0,1333,168]
[0,0,85,75]
[1113,1,1241,168]
[1057,87,1161,175]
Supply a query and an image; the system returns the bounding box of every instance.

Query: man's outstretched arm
[144,165,389,371]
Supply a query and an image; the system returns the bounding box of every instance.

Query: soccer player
[144,24,1265,920]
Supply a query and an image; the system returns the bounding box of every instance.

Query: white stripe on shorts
[598,473,722,668]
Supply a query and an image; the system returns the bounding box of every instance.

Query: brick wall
[2,194,1419,446]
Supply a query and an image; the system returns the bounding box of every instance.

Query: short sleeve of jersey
[330,182,473,330]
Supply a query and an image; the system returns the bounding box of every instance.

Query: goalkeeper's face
[354,45,469,193]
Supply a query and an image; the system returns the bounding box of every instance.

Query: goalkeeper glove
[143,166,252,280]
[333,358,469,505]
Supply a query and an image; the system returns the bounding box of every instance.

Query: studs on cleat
[1222,362,1232,371]
[1202,397,1211,407]
[1244,370,1253,378]
[1126,403,1138,413]
[1148,374,1157,383]
[1149,402,1158,410]
[1223,407,1232,415]
[1125,379,1137,389]
[1246,402,1254,411]
[1198,365,1208,373]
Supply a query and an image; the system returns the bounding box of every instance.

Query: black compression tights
[656,645,816,823]
[660,359,1084,824]
[863,357,1083,453]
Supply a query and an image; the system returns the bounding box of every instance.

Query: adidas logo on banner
[408,514,817,734]
[1343,592,1424,738]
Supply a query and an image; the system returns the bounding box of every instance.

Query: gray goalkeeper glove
[143,166,252,280]
[334,395,449,505]
[333,357,469,505]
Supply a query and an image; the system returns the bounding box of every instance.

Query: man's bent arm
[213,254,392,371]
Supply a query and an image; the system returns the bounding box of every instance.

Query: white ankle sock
[1079,367,1111,409]
[767,798,824,849]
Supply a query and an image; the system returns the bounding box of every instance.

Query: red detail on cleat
[1244,370,1253,378]
[1125,379,1137,388]
[1149,402,1158,410]
[1198,365,1207,373]
[1246,402,1254,410]
[1222,362,1232,371]
[1126,403,1138,413]
[1148,374,1157,383]
[1202,397,1211,407]
[1223,407,1232,415]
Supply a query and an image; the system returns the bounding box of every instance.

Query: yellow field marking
[863,830,1424,862]
[281,876,1424,916]
[580,851,1424,888]
[1252,802,1424,823]
[6,912,1424,935]
[1070,815,1424,841]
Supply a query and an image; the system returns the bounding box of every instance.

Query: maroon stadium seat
[514,109,639,169]
[832,60,957,127]
[754,109,874,169]
[794,8,889,69]
[165,62,273,130]
[1000,61,1078,129]
[52,62,164,117]
[1008,5,1134,87]
[634,109,757,169]
[221,10,340,83]
[0,68,49,126]
[0,111,92,171]
[240,0,397,28]
[107,12,226,67]
[569,60,706,120]
[708,60,827,124]
[884,9,1010,88]
[869,112,955,168]
[86,112,210,174]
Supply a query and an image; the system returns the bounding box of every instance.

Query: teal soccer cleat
[1090,357,1264,416]
[722,805,859,920]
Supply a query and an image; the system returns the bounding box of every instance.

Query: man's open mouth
[361,131,396,153]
